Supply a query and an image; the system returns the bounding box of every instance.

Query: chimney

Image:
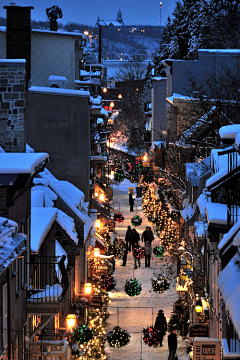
[3,4,34,84]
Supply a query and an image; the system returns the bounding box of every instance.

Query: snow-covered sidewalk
[105,180,190,360]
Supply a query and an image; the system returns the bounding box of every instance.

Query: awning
[95,233,105,250]
[91,198,112,219]
[218,253,240,338]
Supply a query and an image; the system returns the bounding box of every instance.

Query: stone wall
[0,59,26,152]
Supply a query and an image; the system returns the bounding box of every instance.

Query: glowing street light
[66,314,77,332]
[84,282,93,295]
[110,101,115,108]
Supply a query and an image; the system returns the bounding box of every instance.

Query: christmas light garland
[100,275,116,292]
[114,212,124,222]
[131,215,142,226]
[143,326,160,347]
[153,245,164,258]
[125,278,142,296]
[151,274,170,293]
[107,326,131,347]
[132,246,145,259]
[72,324,94,344]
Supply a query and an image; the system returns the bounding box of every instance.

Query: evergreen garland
[100,275,116,292]
[153,245,164,258]
[107,326,131,347]
[131,215,142,226]
[72,324,94,344]
[143,326,160,347]
[132,246,145,259]
[125,278,142,296]
[151,274,170,293]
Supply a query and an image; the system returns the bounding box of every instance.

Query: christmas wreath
[100,274,116,292]
[143,326,160,347]
[133,246,145,259]
[153,245,164,258]
[131,215,142,226]
[151,274,170,293]
[107,326,131,347]
[125,278,142,296]
[72,324,93,344]
[115,169,124,182]
[114,212,124,222]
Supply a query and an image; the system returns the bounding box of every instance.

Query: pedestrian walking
[125,225,132,251]
[144,241,152,268]
[132,228,140,245]
[168,327,177,360]
[141,226,154,245]
[133,242,141,269]
[129,192,134,212]
[120,239,128,266]
[154,310,167,346]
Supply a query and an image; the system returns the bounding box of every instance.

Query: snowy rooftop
[0,153,49,175]
[218,219,240,251]
[166,93,192,104]
[219,124,240,140]
[29,86,90,97]
[205,202,227,226]
[0,217,27,274]
[31,207,57,253]
[39,169,92,241]
[218,252,240,338]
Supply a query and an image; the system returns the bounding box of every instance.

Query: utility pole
[160,1,162,26]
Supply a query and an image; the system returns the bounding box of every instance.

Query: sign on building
[189,324,209,338]
[193,337,221,360]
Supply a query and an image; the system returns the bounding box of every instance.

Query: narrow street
[105,181,189,360]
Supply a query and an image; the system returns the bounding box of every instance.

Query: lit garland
[100,275,116,292]
[114,246,123,259]
[143,326,160,347]
[114,212,124,222]
[131,215,142,226]
[151,274,170,293]
[153,245,164,258]
[114,169,124,182]
[77,283,110,359]
[132,246,145,259]
[72,324,94,344]
[125,278,142,296]
[107,326,131,347]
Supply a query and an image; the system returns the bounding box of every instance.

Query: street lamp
[83,282,93,295]
[110,101,115,108]
[94,247,100,257]
[66,314,77,332]
[195,299,203,314]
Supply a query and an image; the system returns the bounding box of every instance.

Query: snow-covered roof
[219,125,240,140]
[194,221,205,238]
[0,153,49,175]
[31,29,85,38]
[0,59,26,64]
[0,217,27,274]
[31,207,57,253]
[97,20,123,27]
[90,95,102,105]
[218,219,240,251]
[39,169,92,241]
[166,93,191,104]
[205,202,227,226]
[218,252,240,338]
[56,210,79,245]
[28,86,90,97]
[186,158,211,182]
[178,107,216,146]
[181,201,196,222]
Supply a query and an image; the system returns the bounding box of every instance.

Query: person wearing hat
[168,326,177,360]
[154,310,167,346]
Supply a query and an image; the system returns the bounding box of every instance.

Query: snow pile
[28,284,63,302]
[111,179,138,194]
[56,210,79,245]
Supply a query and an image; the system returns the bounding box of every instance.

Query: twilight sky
[0,0,176,27]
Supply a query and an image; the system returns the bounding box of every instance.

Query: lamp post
[160,1,162,26]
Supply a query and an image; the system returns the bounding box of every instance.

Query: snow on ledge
[206,202,227,225]
[219,125,240,140]
[28,86,90,97]
[0,153,49,175]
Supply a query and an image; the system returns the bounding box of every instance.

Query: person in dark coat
[133,242,141,269]
[129,192,134,212]
[132,228,140,245]
[120,239,128,266]
[168,327,177,360]
[154,309,167,346]
[141,226,154,245]
[144,241,152,268]
[125,225,132,252]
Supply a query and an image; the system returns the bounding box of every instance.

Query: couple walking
[155,310,178,360]
[125,226,154,268]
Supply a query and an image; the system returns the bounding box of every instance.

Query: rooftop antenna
[46,5,62,31]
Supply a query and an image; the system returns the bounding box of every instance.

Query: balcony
[27,255,68,315]
[78,63,103,86]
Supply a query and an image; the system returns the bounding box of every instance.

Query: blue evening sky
[0,0,176,26]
